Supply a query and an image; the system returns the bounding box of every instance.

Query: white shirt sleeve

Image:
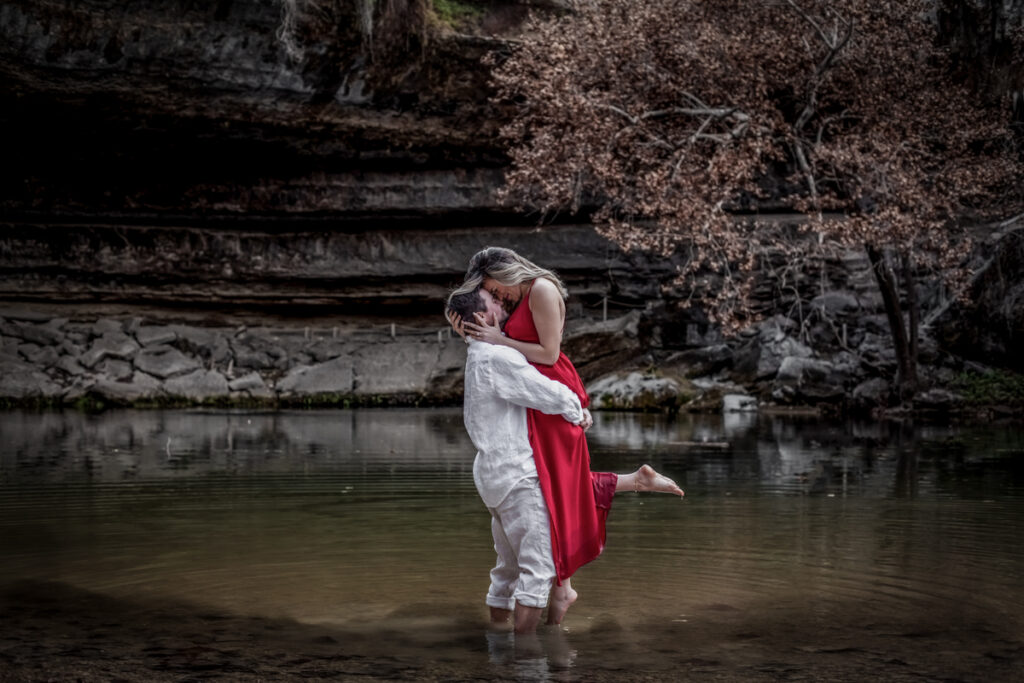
[480,347,583,424]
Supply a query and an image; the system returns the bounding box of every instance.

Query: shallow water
[0,409,1022,681]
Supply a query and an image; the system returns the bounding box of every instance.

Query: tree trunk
[865,243,918,403]
[902,251,919,385]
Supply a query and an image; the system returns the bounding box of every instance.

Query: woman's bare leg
[546,578,578,625]
[615,464,684,496]
[543,467,680,627]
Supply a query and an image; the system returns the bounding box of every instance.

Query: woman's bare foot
[546,582,578,625]
[633,464,684,496]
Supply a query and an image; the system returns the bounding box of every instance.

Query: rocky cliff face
[1,0,671,312]
[1,0,1021,411]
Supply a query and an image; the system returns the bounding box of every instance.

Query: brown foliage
[491,0,1023,331]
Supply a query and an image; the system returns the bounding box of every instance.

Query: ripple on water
[1,409,1023,653]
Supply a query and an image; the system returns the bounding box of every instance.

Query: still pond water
[0,408,1022,681]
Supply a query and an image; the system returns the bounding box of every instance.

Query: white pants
[485,476,556,610]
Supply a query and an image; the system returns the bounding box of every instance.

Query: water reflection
[0,408,471,481]
[0,409,1022,681]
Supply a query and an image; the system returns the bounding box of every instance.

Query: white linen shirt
[464,339,584,508]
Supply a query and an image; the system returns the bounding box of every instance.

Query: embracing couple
[446,247,684,634]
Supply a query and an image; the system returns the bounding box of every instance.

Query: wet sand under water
[1,580,1021,682]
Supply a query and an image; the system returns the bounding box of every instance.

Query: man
[448,286,590,634]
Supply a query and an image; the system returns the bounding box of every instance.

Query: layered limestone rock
[1,1,1021,412]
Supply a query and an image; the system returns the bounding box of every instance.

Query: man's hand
[464,312,505,346]
[578,408,593,431]
[446,310,468,342]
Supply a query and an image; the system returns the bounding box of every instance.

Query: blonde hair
[465,247,568,300]
[445,273,484,320]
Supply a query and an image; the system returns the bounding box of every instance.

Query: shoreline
[2,308,1021,419]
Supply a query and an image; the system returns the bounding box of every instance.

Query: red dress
[504,286,616,582]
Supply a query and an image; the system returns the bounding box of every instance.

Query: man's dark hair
[447,288,486,321]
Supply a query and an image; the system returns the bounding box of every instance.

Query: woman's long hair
[464,247,568,300]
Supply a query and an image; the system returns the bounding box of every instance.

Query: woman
[450,247,682,624]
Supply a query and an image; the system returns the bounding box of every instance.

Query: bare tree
[491,0,1022,402]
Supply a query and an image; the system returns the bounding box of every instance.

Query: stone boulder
[21,344,60,367]
[228,372,267,392]
[80,332,141,369]
[307,339,348,363]
[96,359,133,382]
[91,371,163,403]
[135,325,177,347]
[733,315,814,382]
[228,372,274,399]
[2,320,64,346]
[164,369,230,401]
[913,388,964,412]
[563,312,643,381]
[91,319,124,337]
[352,340,452,397]
[56,356,87,377]
[933,224,1024,372]
[232,340,276,371]
[851,377,891,411]
[587,372,694,412]
[723,393,758,412]
[169,325,219,348]
[855,332,897,371]
[683,379,744,413]
[133,347,200,379]
[277,356,355,396]
[810,290,860,316]
[0,359,63,399]
[664,344,733,378]
[425,340,470,402]
[771,357,847,403]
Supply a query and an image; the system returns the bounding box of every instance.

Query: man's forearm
[491,360,583,423]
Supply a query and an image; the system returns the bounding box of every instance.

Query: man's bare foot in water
[616,465,684,496]
[546,580,578,625]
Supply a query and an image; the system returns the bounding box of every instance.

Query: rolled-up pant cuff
[486,594,516,611]
[512,589,549,609]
